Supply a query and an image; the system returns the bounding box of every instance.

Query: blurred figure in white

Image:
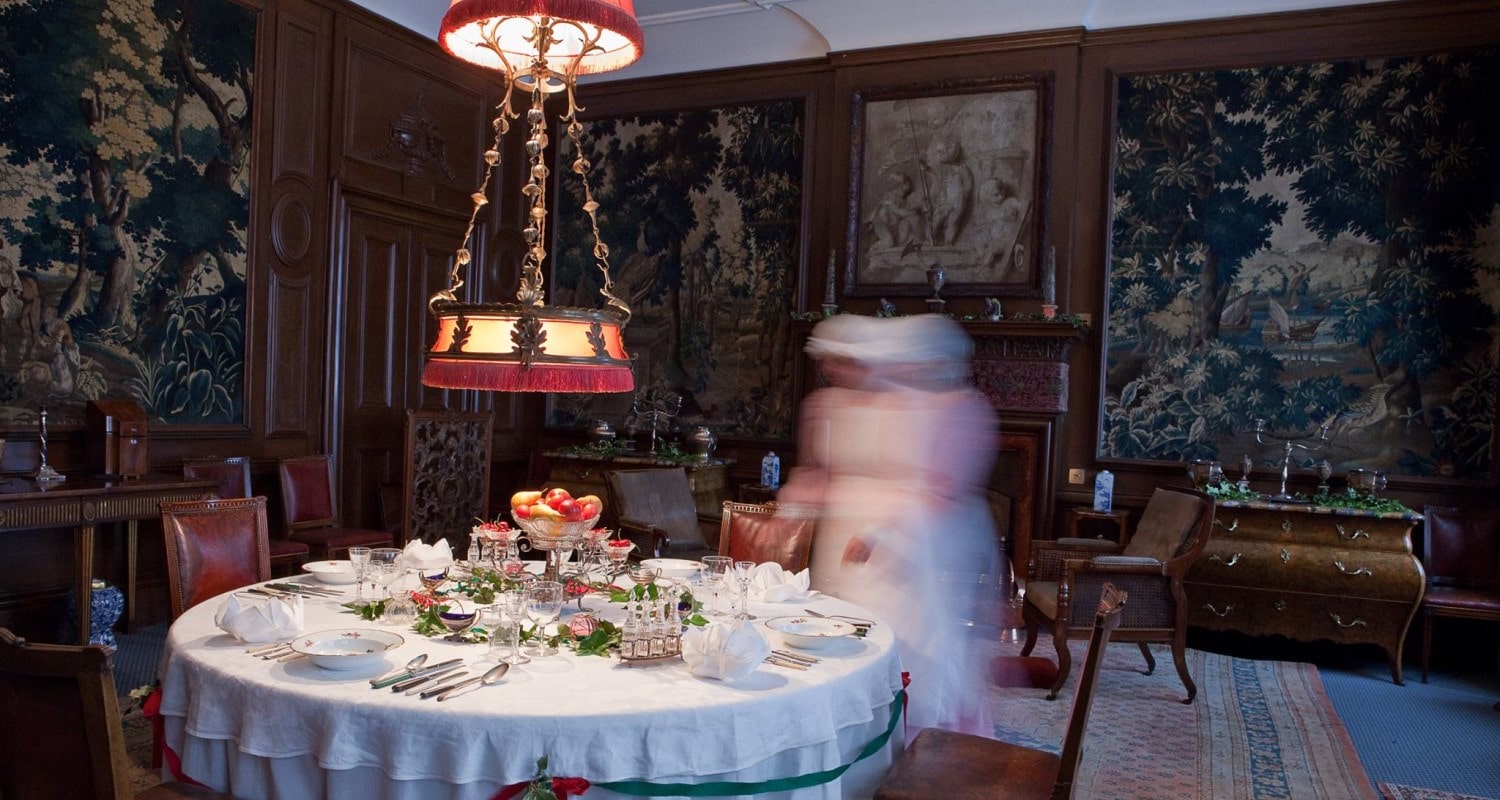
[778,313,1002,737]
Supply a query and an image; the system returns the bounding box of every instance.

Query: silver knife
[389,663,465,692]
[418,672,477,699]
[407,670,470,696]
[373,658,463,690]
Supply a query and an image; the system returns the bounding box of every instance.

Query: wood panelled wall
[4,0,1498,635]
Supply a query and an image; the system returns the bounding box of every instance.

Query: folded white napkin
[680,619,771,681]
[402,538,454,571]
[214,593,304,643]
[748,562,813,603]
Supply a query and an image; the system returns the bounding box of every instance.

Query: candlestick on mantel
[1041,248,1058,318]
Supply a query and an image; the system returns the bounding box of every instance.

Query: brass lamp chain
[434,15,631,323]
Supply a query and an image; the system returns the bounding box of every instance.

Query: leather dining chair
[1420,505,1500,683]
[604,468,717,560]
[276,454,393,560]
[0,628,236,799]
[1021,486,1214,703]
[161,497,273,619]
[875,584,1127,800]
[182,456,308,574]
[717,500,816,572]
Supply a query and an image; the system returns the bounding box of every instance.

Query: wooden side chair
[604,468,716,560]
[160,497,273,619]
[1022,486,1214,703]
[718,500,816,572]
[1420,505,1500,683]
[182,457,308,574]
[276,454,393,560]
[402,409,493,546]
[875,584,1127,800]
[0,627,235,799]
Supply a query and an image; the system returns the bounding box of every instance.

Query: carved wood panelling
[402,410,493,545]
[266,271,312,437]
[272,12,326,180]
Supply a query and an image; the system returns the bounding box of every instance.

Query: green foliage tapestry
[1103,48,1499,481]
[0,0,252,429]
[547,101,804,440]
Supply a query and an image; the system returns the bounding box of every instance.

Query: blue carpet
[1321,661,1500,799]
[111,623,168,695]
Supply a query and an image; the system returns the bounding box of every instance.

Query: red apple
[544,487,573,509]
[579,501,599,519]
[558,498,583,521]
[514,504,532,519]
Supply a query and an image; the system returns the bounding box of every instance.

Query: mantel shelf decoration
[421,0,644,393]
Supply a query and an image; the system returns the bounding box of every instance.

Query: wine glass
[700,556,732,620]
[497,590,531,665]
[348,546,372,602]
[733,560,757,620]
[524,581,564,657]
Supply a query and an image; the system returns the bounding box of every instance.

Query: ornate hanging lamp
[422,0,644,393]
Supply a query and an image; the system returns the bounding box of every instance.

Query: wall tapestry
[1101,47,1500,482]
[547,100,805,440]
[0,0,254,429]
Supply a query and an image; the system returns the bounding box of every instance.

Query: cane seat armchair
[876,584,1126,800]
[1021,486,1214,703]
[604,468,717,561]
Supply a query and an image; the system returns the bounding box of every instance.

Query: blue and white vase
[67,579,125,649]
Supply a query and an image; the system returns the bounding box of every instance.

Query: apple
[513,504,532,519]
[510,490,542,510]
[579,501,599,519]
[543,487,573,507]
[558,498,583,521]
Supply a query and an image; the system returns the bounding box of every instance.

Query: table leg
[126,519,138,631]
[76,524,96,645]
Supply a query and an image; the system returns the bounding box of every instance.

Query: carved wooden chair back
[1420,505,1500,682]
[402,410,493,546]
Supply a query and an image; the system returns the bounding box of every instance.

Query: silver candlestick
[34,406,65,484]
[1252,419,1329,501]
[925,265,945,313]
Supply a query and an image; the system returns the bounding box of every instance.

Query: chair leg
[1047,628,1072,701]
[1172,632,1197,705]
[1020,617,1039,656]
[1421,613,1432,684]
[1137,642,1156,675]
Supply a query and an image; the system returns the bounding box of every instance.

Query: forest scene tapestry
[0,0,253,429]
[547,100,805,440]
[1101,48,1500,482]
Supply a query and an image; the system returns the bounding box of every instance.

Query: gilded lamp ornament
[422,0,644,393]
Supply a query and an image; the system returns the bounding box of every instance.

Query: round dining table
[157,572,904,800]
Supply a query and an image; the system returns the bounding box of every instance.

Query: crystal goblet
[524,580,564,657]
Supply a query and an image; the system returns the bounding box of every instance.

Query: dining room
[2,0,1499,797]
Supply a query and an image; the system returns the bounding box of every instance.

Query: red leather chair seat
[288,526,391,552]
[1424,585,1500,613]
[268,537,311,561]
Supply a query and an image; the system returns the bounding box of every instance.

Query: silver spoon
[370,653,428,686]
[435,663,509,702]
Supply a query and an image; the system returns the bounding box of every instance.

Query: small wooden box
[86,400,149,478]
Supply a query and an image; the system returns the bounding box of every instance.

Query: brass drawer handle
[1335,523,1370,541]
[1202,603,1234,618]
[1333,561,1373,577]
[1214,517,1239,533]
[1209,552,1241,567]
[1280,548,1291,564]
[1330,613,1368,628]
[1281,518,1294,533]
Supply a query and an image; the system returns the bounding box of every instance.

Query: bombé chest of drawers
[1185,499,1425,684]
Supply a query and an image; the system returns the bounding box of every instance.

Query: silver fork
[772,649,820,665]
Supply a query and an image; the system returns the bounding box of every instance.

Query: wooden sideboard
[1185,499,1425,684]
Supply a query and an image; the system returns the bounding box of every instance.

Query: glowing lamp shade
[439,0,644,75]
[423,303,633,393]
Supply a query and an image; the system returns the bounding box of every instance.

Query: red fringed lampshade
[439,0,644,75]
[423,302,633,393]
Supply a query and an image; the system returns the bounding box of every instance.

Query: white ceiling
[356,0,1396,81]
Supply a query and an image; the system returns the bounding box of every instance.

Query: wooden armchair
[160,497,273,619]
[0,627,236,799]
[182,457,308,574]
[1420,505,1500,683]
[1021,486,1214,703]
[876,584,1126,800]
[603,468,716,561]
[718,501,817,572]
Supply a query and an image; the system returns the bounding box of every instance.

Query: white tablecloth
[158,577,904,800]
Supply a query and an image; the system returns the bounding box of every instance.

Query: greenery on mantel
[555,440,699,464]
[1205,482,1412,514]
[790,310,1088,328]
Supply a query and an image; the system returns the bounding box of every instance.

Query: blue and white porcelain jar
[67,579,125,649]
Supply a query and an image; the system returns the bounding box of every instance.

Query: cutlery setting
[801,607,873,635]
[764,649,821,670]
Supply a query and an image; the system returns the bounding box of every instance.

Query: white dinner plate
[640,558,703,579]
[301,560,357,584]
[764,616,857,650]
[290,628,404,671]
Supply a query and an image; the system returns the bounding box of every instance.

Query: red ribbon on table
[140,687,209,788]
[492,777,591,799]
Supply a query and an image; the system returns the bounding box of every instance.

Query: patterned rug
[1379,784,1499,800]
[988,636,1379,800]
